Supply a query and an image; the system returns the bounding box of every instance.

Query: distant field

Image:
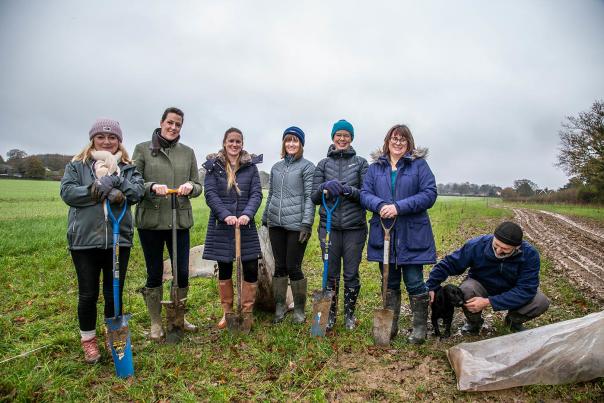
[1,180,601,401]
[502,200,604,223]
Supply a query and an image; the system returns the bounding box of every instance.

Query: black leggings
[71,247,129,332]
[218,260,258,283]
[138,228,190,288]
[268,226,307,281]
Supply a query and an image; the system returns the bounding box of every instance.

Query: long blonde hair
[223,127,242,194]
[72,141,132,164]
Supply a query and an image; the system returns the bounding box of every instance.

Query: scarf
[150,128,180,156]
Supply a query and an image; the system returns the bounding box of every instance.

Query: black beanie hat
[494,221,523,246]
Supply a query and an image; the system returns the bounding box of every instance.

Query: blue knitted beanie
[331,119,354,140]
[283,126,305,146]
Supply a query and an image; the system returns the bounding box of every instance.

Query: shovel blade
[225,312,241,334]
[105,315,134,378]
[164,301,185,344]
[311,290,334,337]
[372,308,394,347]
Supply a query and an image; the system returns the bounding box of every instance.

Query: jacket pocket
[367,216,384,249]
[178,208,193,228]
[406,215,432,251]
[136,206,159,229]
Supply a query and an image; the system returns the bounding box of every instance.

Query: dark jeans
[138,228,190,288]
[379,263,427,296]
[269,226,308,281]
[218,260,258,283]
[318,227,366,289]
[71,247,130,332]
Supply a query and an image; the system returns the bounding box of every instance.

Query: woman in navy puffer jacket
[202,127,263,333]
[360,124,437,344]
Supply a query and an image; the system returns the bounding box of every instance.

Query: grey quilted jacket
[311,145,368,230]
[262,156,315,231]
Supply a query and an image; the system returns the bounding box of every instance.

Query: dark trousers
[138,228,190,288]
[71,247,130,332]
[218,260,259,283]
[318,227,366,289]
[378,263,427,296]
[269,226,308,281]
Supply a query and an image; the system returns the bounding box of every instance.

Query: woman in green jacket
[60,118,144,364]
[133,107,203,341]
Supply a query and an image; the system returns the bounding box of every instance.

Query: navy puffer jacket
[425,235,541,311]
[360,149,437,265]
[311,145,368,230]
[202,150,263,262]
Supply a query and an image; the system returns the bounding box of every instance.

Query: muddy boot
[325,285,339,332]
[272,276,289,324]
[291,278,307,324]
[408,292,429,344]
[141,285,164,341]
[81,335,101,364]
[217,279,234,329]
[344,286,360,331]
[504,312,529,332]
[240,281,257,334]
[178,287,197,333]
[385,289,402,339]
[461,307,484,335]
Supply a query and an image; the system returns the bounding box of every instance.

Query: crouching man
[425,221,550,334]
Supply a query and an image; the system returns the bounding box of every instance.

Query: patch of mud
[513,208,604,304]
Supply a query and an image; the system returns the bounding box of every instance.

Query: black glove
[322,180,343,199]
[107,188,125,205]
[342,184,353,196]
[298,225,312,244]
[91,175,121,202]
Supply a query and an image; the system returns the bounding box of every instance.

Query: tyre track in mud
[513,208,604,304]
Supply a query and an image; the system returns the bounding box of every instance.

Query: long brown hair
[280,134,304,159]
[382,124,416,157]
[223,127,243,193]
[72,141,132,164]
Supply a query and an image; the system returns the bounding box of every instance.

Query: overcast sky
[1,0,603,189]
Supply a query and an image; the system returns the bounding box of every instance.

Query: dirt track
[513,208,604,304]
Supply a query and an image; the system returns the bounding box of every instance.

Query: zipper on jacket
[278,160,289,225]
[70,209,78,233]
[105,214,109,249]
[337,156,343,228]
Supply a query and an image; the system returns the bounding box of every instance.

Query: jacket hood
[370,147,429,164]
[326,144,357,158]
[203,150,263,170]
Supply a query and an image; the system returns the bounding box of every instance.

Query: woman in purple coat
[360,124,437,344]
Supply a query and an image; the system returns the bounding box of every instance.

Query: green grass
[502,200,604,222]
[1,180,602,401]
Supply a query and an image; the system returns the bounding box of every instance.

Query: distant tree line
[0,149,71,180]
[437,182,502,197]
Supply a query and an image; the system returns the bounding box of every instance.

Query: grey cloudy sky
[1,0,603,189]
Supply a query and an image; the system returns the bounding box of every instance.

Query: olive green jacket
[132,140,202,230]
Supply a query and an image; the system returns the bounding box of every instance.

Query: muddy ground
[323,211,603,401]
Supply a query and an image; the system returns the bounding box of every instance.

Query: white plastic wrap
[447,311,604,391]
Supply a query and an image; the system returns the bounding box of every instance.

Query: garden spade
[226,226,243,333]
[372,216,397,346]
[162,189,186,344]
[311,191,339,337]
[105,199,134,378]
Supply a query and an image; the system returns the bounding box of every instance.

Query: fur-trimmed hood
[370,147,429,164]
[203,149,263,171]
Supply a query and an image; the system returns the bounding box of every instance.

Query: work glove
[261,219,268,227]
[342,184,353,196]
[107,188,125,205]
[298,224,312,244]
[322,180,343,199]
[91,175,121,202]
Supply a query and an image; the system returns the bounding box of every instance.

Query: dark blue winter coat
[360,150,437,265]
[202,150,263,262]
[425,235,541,311]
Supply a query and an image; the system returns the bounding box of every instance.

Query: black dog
[431,284,465,338]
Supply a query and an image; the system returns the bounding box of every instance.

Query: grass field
[1,180,602,401]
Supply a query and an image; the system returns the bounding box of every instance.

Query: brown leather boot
[217,279,234,329]
[240,281,257,334]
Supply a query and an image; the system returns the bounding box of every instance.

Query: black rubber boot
[385,289,402,339]
[325,284,339,332]
[408,292,429,344]
[344,286,360,330]
[504,312,529,332]
[461,307,484,335]
[291,278,307,324]
[272,276,289,324]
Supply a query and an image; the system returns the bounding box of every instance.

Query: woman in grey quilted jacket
[262,126,315,324]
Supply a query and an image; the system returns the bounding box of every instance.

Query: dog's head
[443,284,465,307]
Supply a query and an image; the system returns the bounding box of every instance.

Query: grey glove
[107,188,125,205]
[91,175,121,202]
[298,225,312,244]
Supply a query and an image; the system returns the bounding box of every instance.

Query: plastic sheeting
[447,311,604,391]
